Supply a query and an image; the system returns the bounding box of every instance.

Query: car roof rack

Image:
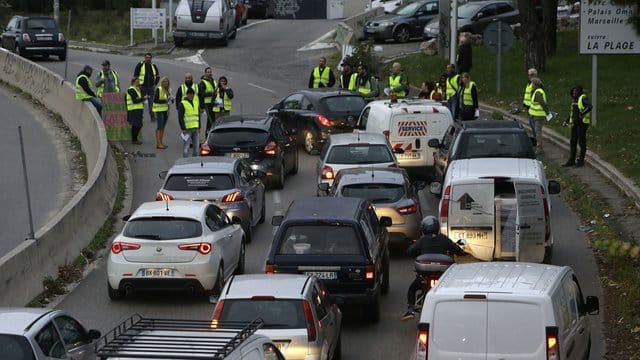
[95,314,264,360]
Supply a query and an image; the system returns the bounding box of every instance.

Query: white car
[212,274,343,360]
[107,200,246,300]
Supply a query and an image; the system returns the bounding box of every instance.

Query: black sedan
[1,15,67,60]
[268,89,367,154]
[364,0,439,43]
[200,115,298,189]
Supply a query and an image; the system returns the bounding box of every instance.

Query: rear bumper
[21,44,66,55]
[115,278,207,292]
[329,287,378,305]
[173,30,225,40]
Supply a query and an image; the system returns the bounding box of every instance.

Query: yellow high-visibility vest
[97,69,120,97]
[462,81,476,106]
[126,86,144,111]
[201,78,217,104]
[570,94,591,125]
[341,73,357,91]
[181,99,200,129]
[528,88,547,117]
[75,74,93,100]
[523,82,533,107]
[138,61,157,86]
[213,89,232,112]
[152,86,171,113]
[312,66,331,88]
[446,74,460,100]
[388,74,407,98]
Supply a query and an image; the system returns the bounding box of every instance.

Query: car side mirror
[122,215,131,222]
[584,295,599,315]
[317,183,330,195]
[88,329,101,340]
[379,216,392,227]
[413,180,427,191]
[475,12,484,19]
[548,180,561,195]
[232,216,243,225]
[272,215,283,226]
[393,147,405,154]
[427,138,440,148]
[159,170,168,179]
[430,182,442,196]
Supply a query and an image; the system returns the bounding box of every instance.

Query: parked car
[316,132,398,187]
[268,89,367,154]
[156,156,266,243]
[267,197,392,322]
[0,307,100,360]
[212,274,343,359]
[423,0,519,39]
[200,115,298,189]
[248,0,275,18]
[321,167,426,245]
[235,0,249,26]
[107,200,246,300]
[1,15,67,60]
[364,0,439,43]
[172,0,237,47]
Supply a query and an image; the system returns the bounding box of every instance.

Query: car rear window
[210,128,269,146]
[219,299,305,328]
[164,174,234,191]
[0,334,35,360]
[326,144,394,164]
[320,96,366,113]
[456,133,534,159]
[25,18,57,29]
[341,183,405,203]
[278,225,362,255]
[123,217,202,240]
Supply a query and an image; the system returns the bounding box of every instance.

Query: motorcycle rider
[402,215,466,320]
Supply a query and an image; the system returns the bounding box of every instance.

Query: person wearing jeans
[178,88,201,157]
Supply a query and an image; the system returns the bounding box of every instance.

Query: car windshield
[0,334,34,360]
[219,299,305,328]
[164,174,234,191]
[455,133,535,159]
[326,144,394,164]
[393,1,422,15]
[210,128,269,146]
[341,183,405,203]
[25,18,57,29]
[458,3,483,18]
[320,96,366,113]
[278,225,362,255]
[123,217,202,240]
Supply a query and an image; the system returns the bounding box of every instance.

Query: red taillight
[200,143,211,156]
[383,130,390,138]
[265,263,274,274]
[211,299,225,329]
[58,33,65,42]
[172,16,177,27]
[428,276,439,289]
[365,264,375,284]
[546,326,560,360]
[303,300,317,342]
[321,166,334,180]
[219,18,225,30]
[178,242,212,255]
[541,186,551,241]
[264,141,277,155]
[111,242,141,254]
[415,323,429,359]
[22,33,30,42]
[439,185,451,236]
[397,203,417,215]
[316,114,332,127]
[156,192,173,201]
[222,191,243,202]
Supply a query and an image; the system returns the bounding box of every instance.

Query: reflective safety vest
[200,78,217,104]
[97,69,120,97]
[523,82,533,108]
[181,99,200,129]
[528,88,547,117]
[138,61,157,86]
[152,86,171,113]
[446,74,460,100]
[357,77,374,100]
[341,72,357,91]
[213,89,232,112]
[180,84,199,109]
[462,81,476,106]
[388,73,407,98]
[429,89,438,100]
[75,74,93,100]
[126,86,144,111]
[570,94,591,125]
[312,66,331,88]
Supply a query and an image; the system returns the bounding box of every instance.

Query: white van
[432,157,560,263]
[356,99,453,176]
[173,0,237,46]
[415,262,600,360]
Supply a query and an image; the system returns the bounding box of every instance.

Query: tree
[542,0,559,56]
[517,0,546,72]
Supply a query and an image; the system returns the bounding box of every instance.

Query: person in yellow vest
[175,73,200,109]
[308,56,335,88]
[198,67,218,133]
[562,85,593,167]
[178,88,202,157]
[459,72,479,120]
[95,60,120,98]
[126,78,148,145]
[445,64,461,120]
[387,62,409,98]
[522,68,538,135]
[75,65,102,116]
[213,76,234,116]
[355,64,376,102]
[133,53,160,122]
[436,73,447,102]
[152,76,174,149]
[339,61,357,91]
[528,77,550,154]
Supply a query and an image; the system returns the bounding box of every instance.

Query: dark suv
[1,16,67,60]
[200,115,298,189]
[267,197,392,322]
[428,120,536,184]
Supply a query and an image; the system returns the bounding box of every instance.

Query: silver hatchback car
[0,307,100,360]
[157,157,266,243]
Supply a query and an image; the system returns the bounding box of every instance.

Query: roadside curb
[68,40,175,56]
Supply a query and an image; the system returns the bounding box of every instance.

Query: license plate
[452,230,489,240]
[37,36,53,41]
[397,152,421,160]
[188,32,208,38]
[228,152,249,159]
[305,271,337,280]
[142,268,174,277]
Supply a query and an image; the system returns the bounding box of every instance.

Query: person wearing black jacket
[75,65,102,116]
[456,34,472,74]
[133,53,160,122]
[126,78,148,145]
[562,85,593,167]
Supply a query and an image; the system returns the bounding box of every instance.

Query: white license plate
[228,152,249,159]
[452,230,489,240]
[398,152,421,160]
[188,32,208,38]
[305,271,337,280]
[37,36,53,41]
[142,268,174,277]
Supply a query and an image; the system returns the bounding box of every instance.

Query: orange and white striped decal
[397,121,427,137]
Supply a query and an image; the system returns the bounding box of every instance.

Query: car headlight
[379,21,394,27]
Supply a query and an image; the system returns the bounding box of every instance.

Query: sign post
[130,8,166,46]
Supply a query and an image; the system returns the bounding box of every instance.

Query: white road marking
[248,82,277,95]
[175,49,207,65]
[272,191,281,204]
[272,210,282,235]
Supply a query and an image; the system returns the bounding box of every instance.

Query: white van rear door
[515,183,546,263]
[448,180,495,261]
[430,299,487,359]
[390,114,429,165]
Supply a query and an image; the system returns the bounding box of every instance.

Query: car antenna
[165,198,169,212]
[371,165,375,179]
[201,159,204,167]
[357,131,360,142]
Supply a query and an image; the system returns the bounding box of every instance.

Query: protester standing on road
[95,60,120,98]
[562,85,593,167]
[339,61,357,91]
[387,62,409,98]
[178,88,201,157]
[436,73,447,100]
[528,77,550,154]
[456,33,472,74]
[459,72,479,120]
[355,64,376,102]
[308,56,335,88]
[213,76,234,116]
[133,52,160,122]
[153,76,173,149]
[199,67,217,133]
[445,64,461,119]
[175,73,200,109]
[522,68,538,134]
[75,65,102,116]
[418,81,441,101]
[126,78,147,145]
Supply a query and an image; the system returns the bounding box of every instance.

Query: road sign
[580,0,640,54]
[131,8,165,29]
[483,21,514,53]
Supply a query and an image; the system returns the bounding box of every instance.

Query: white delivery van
[356,99,453,176]
[415,262,600,360]
[173,0,237,47]
[432,157,560,263]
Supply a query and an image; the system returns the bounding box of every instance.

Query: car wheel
[363,293,380,322]
[234,241,246,275]
[393,25,411,43]
[258,198,266,224]
[107,282,124,300]
[220,30,229,46]
[304,131,316,154]
[290,150,299,175]
[213,265,224,296]
[332,334,342,360]
[273,162,285,189]
[230,26,237,39]
[381,256,390,295]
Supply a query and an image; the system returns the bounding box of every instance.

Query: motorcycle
[411,253,456,312]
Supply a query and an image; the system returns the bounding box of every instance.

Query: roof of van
[366,98,450,113]
[435,262,569,296]
[446,158,544,182]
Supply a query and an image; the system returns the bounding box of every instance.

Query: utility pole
[449,0,458,65]
[53,0,60,25]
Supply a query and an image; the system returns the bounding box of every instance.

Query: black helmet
[421,216,440,235]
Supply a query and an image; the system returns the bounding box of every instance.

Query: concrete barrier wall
[0,49,118,306]
[341,7,384,43]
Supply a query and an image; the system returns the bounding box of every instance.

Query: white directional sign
[131,8,166,29]
[580,0,640,54]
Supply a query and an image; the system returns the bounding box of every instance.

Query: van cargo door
[430,298,487,359]
[390,114,428,165]
[448,180,495,261]
[515,183,546,263]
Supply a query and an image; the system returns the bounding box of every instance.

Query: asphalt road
[34,20,604,359]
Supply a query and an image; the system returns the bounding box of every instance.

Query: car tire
[213,265,224,296]
[230,26,237,40]
[235,241,246,275]
[290,150,299,175]
[107,282,124,300]
[382,255,390,295]
[273,163,285,189]
[220,30,229,46]
[258,198,266,224]
[393,25,411,43]
[363,293,380,322]
[304,131,316,154]
[332,334,342,360]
